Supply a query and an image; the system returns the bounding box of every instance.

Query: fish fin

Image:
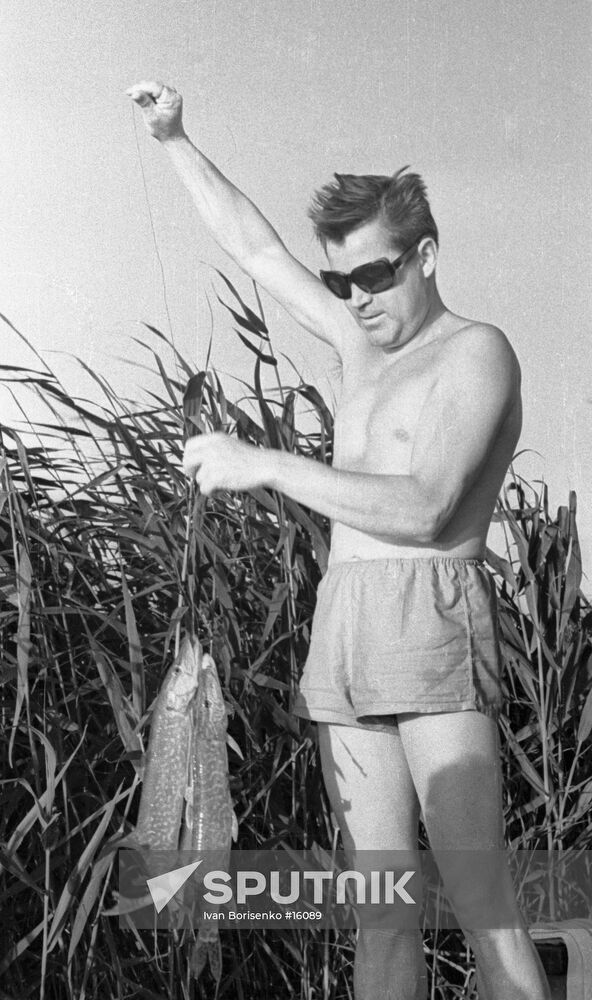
[116,832,150,854]
[179,820,191,853]
[189,939,206,980]
[112,832,137,850]
[208,934,223,984]
[190,928,222,983]
[231,810,239,842]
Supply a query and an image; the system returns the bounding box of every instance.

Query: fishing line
[130,101,196,658]
[130,104,178,374]
[130,95,222,661]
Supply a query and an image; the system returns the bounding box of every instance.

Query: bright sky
[2,0,591,584]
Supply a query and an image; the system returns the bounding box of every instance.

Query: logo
[118,847,583,930]
[146,859,203,913]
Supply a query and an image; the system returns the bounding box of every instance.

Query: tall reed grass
[1,283,591,1000]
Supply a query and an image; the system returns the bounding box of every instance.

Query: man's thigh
[318,722,421,852]
[396,710,504,851]
[397,710,521,928]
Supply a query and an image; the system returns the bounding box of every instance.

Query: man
[127,81,550,1000]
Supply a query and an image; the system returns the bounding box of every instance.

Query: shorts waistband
[326,555,485,570]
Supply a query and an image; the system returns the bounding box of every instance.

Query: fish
[115,634,237,986]
[132,634,202,851]
[180,650,238,984]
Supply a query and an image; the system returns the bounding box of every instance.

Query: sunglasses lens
[320,255,403,299]
[353,261,393,294]
[320,271,351,299]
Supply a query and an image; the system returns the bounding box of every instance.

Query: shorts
[292,556,503,733]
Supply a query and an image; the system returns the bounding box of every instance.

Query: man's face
[325,218,432,353]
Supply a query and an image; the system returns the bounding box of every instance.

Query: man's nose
[349,282,372,309]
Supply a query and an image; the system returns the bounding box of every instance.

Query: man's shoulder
[441,320,521,385]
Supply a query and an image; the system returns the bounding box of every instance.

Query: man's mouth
[361,313,384,324]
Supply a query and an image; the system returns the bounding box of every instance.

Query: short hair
[308,167,439,251]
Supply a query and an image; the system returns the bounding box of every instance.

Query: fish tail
[190,926,222,983]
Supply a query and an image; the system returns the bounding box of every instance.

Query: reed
[0,283,590,999]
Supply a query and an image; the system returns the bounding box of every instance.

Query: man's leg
[318,722,427,1000]
[397,711,551,1000]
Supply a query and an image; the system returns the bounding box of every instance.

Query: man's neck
[390,290,448,361]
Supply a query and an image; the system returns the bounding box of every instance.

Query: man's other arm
[185,326,520,542]
[127,81,348,355]
[267,325,520,539]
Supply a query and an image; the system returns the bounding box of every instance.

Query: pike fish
[181,651,237,984]
[121,633,236,984]
[132,634,202,850]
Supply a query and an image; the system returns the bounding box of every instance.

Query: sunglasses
[319,242,419,300]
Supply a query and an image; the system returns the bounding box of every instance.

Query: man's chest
[333,361,436,473]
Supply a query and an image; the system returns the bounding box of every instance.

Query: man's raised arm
[127,81,347,353]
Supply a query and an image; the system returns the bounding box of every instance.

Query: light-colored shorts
[292,556,503,733]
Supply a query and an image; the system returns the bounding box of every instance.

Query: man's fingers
[193,468,216,496]
[182,433,225,479]
[182,455,201,478]
[182,440,207,478]
[126,80,162,106]
[126,80,177,107]
[127,91,154,109]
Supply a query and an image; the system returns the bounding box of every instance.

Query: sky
[1,0,591,584]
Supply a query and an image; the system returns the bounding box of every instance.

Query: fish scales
[191,655,234,853]
[133,635,201,851]
[182,652,235,984]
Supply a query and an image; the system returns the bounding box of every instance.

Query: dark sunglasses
[319,242,419,300]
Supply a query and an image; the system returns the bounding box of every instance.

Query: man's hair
[308,167,439,251]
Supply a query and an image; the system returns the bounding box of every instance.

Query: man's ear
[418,237,438,278]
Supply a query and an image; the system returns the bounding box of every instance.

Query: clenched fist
[183,432,276,496]
[126,80,185,142]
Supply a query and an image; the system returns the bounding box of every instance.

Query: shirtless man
[127,81,551,1000]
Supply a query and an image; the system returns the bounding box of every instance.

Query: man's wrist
[160,131,189,147]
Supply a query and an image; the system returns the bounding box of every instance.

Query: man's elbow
[244,239,284,276]
[411,500,453,544]
[411,517,441,545]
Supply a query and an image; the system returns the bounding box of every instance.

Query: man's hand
[183,433,274,496]
[126,80,186,142]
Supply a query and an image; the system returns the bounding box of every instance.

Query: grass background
[1,279,591,999]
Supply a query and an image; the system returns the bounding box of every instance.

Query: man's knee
[350,849,424,933]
